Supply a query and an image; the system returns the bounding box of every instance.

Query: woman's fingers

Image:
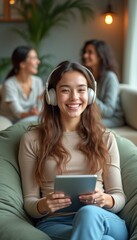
[45,192,72,213]
[79,190,106,207]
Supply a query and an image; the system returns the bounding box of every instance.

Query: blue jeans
[36,206,128,240]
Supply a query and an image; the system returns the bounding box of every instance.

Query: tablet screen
[54,174,97,212]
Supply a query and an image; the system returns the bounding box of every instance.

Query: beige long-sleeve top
[18,129,126,219]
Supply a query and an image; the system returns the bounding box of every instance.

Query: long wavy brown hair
[33,61,110,185]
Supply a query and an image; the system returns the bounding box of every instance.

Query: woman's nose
[70,90,78,99]
[83,52,88,57]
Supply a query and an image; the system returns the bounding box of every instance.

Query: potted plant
[0,0,94,82]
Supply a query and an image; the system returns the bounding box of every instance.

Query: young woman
[0,46,44,123]
[18,61,128,240]
[81,39,125,128]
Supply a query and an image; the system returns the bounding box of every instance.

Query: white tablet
[54,174,97,212]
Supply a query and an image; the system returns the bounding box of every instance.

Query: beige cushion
[0,116,12,131]
[112,126,137,146]
[0,84,2,108]
[0,84,13,131]
[120,85,137,129]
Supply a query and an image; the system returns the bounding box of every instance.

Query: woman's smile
[66,103,81,110]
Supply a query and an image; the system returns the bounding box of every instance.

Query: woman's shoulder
[104,71,119,89]
[106,71,119,82]
[19,128,41,156]
[102,129,117,147]
[4,76,17,86]
[32,75,43,83]
[31,75,44,90]
[21,128,40,145]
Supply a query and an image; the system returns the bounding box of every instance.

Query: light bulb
[105,14,113,24]
[9,0,15,5]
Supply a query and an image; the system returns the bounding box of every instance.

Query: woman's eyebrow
[59,84,87,88]
[59,85,70,88]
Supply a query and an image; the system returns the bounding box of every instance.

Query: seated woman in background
[0,45,44,123]
[81,39,125,128]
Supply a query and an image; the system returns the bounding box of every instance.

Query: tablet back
[54,175,97,212]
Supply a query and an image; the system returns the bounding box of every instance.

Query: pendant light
[103,1,116,25]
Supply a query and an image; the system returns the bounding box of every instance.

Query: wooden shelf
[0,0,22,22]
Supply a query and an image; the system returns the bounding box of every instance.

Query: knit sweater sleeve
[103,131,126,213]
[18,130,45,218]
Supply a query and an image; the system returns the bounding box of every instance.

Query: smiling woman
[81,39,125,128]
[0,45,44,123]
[18,61,128,240]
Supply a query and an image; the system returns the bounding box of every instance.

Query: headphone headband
[82,65,97,102]
[45,66,60,106]
[45,62,97,106]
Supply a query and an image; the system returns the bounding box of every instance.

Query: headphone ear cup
[46,88,57,106]
[88,88,96,105]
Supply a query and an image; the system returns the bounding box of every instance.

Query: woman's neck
[16,71,32,96]
[16,70,31,83]
[61,117,80,132]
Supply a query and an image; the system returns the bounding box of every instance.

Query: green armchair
[0,123,51,240]
[0,122,137,240]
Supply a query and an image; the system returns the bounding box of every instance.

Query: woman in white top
[0,46,44,123]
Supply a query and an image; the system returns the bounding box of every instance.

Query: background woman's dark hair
[5,45,33,80]
[81,39,119,81]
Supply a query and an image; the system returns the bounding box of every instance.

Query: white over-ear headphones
[45,63,97,106]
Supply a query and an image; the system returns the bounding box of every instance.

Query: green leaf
[0,58,11,83]
[13,0,94,50]
[4,0,94,82]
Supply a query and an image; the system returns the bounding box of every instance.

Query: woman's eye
[62,89,69,93]
[79,89,86,92]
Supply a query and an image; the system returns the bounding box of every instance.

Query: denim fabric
[36,205,128,240]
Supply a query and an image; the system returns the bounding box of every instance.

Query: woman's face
[21,49,40,74]
[56,71,88,122]
[82,44,100,69]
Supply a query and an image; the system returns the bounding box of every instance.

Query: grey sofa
[0,83,137,145]
[0,122,137,239]
[111,84,137,145]
[0,84,13,130]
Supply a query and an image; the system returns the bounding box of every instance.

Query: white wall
[123,0,137,87]
[0,0,125,80]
